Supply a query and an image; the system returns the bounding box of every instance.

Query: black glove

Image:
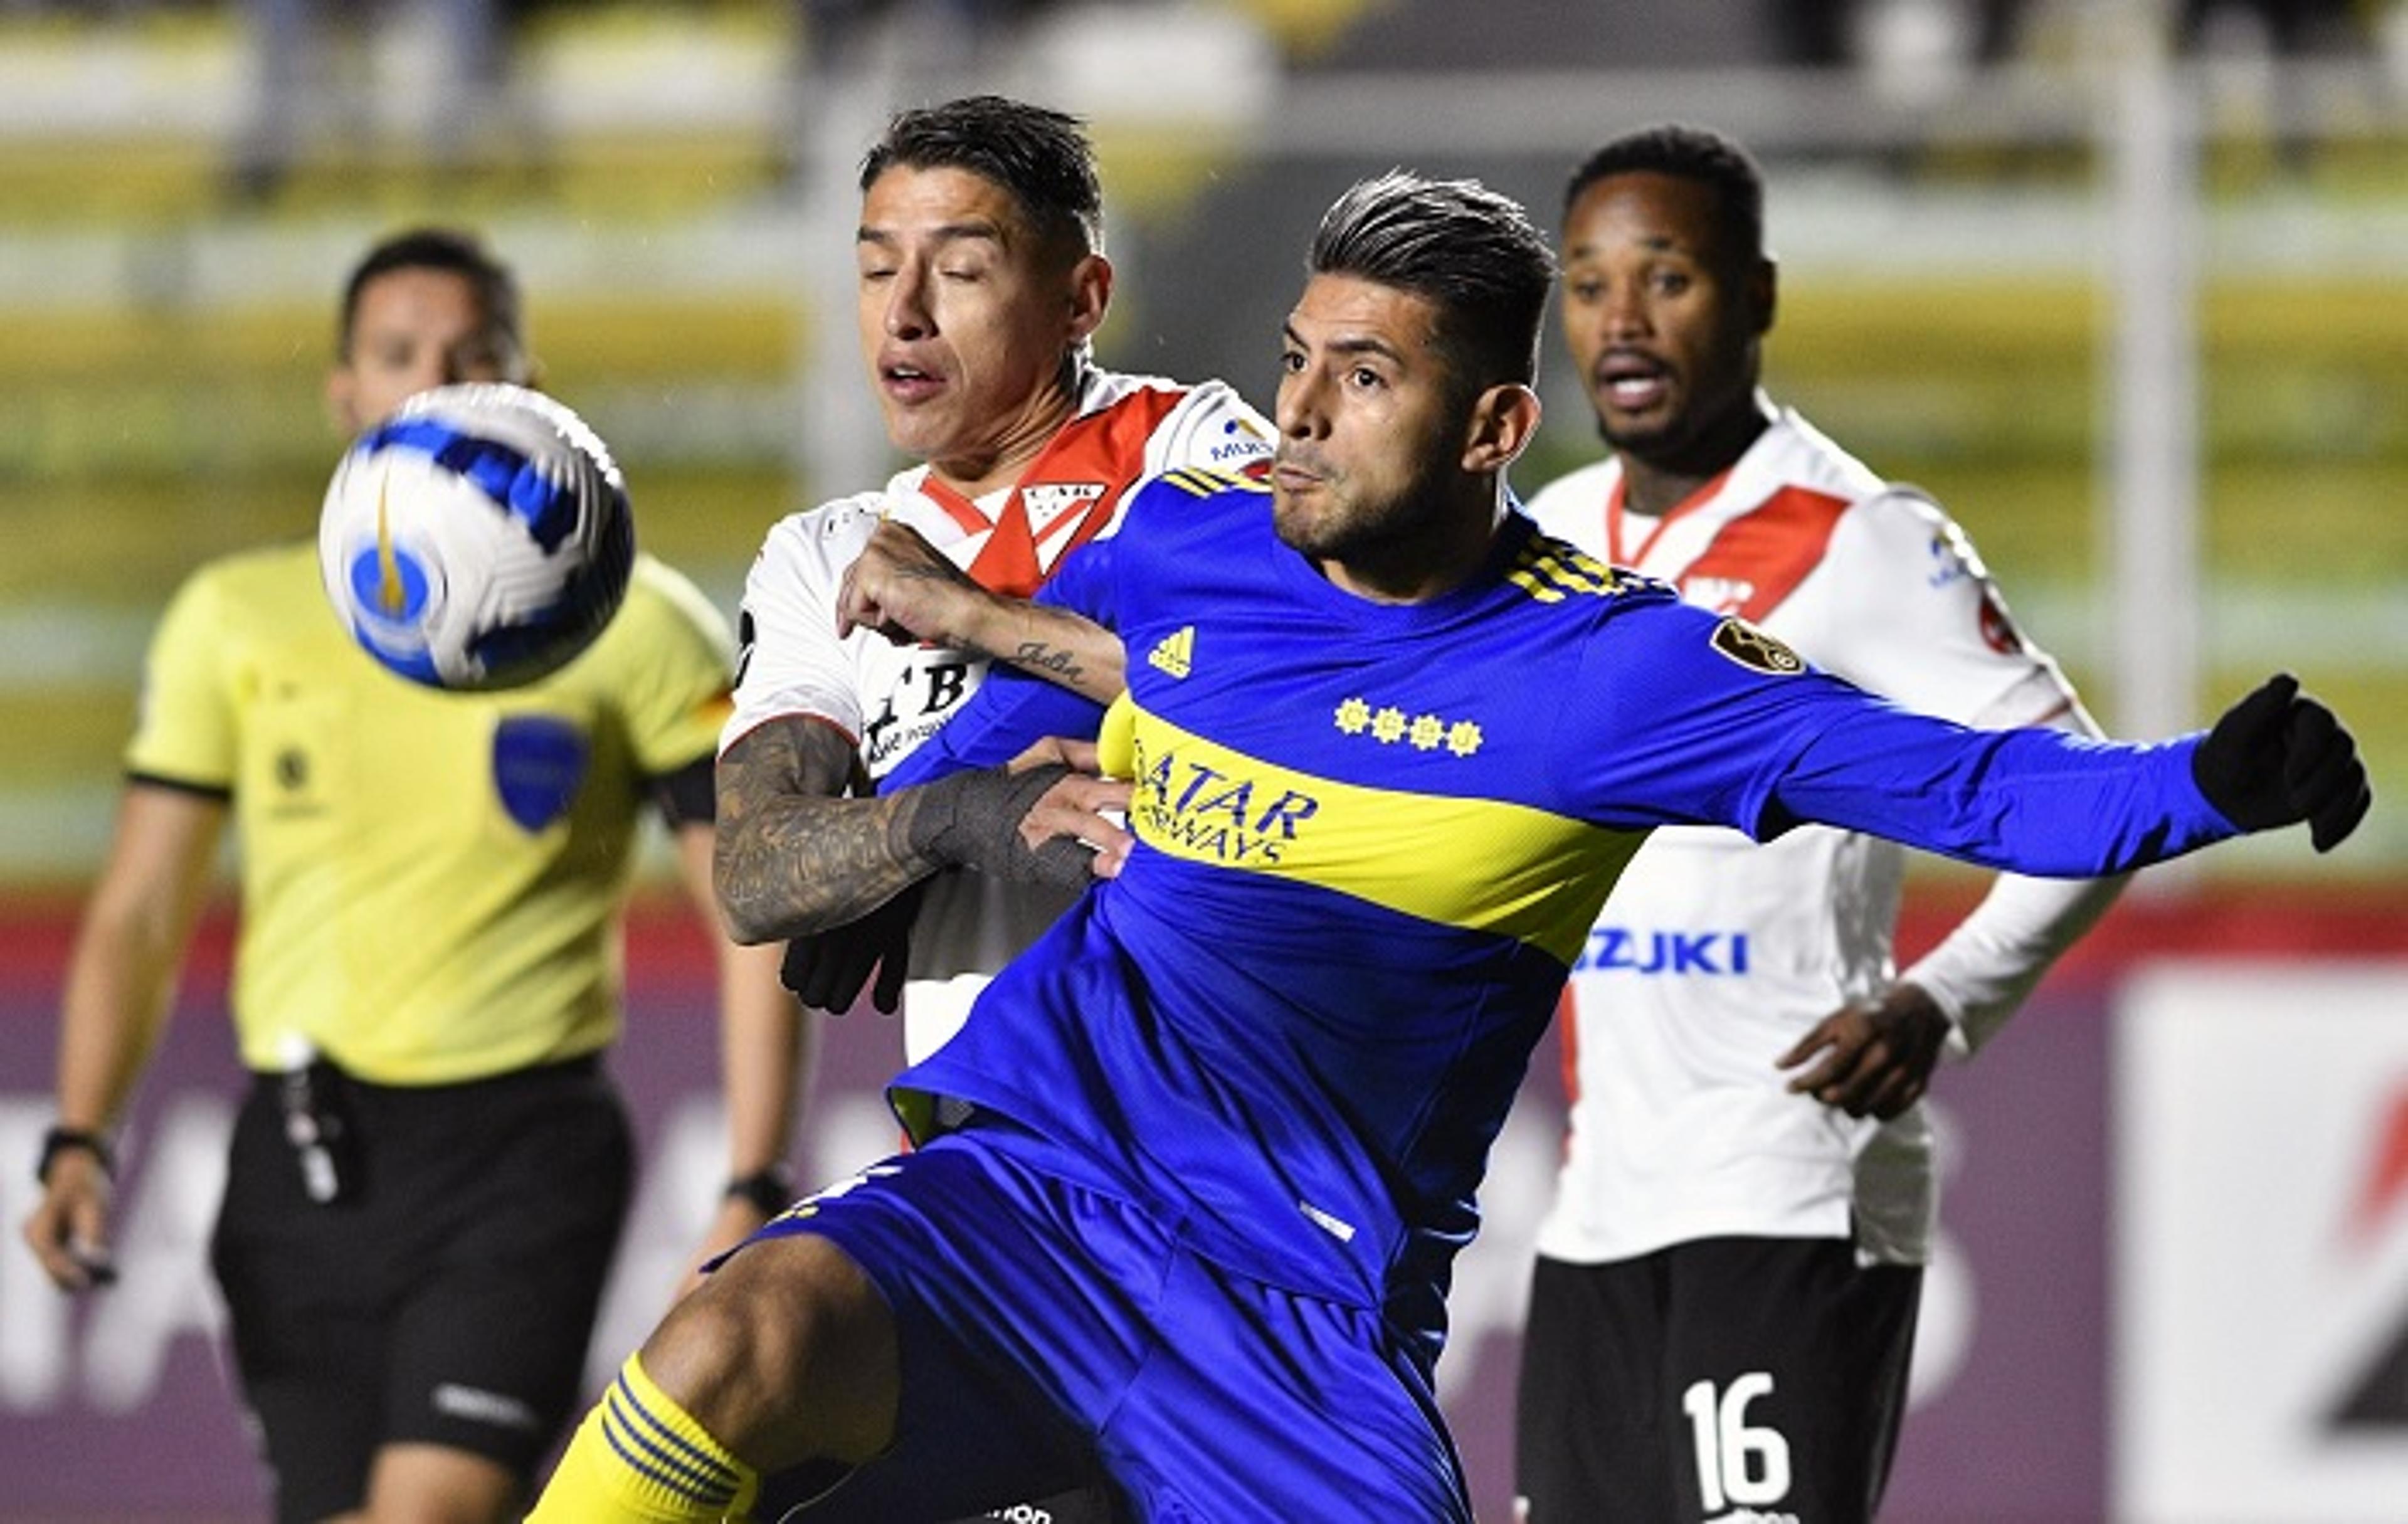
[904,762,1099,891]
[779,879,927,1015]
[2192,673,2371,852]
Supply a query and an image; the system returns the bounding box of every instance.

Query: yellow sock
[527,1353,760,1522]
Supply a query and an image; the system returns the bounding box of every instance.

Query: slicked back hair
[1564,124,1766,275]
[337,227,526,374]
[860,94,1104,259]
[1308,170,1556,397]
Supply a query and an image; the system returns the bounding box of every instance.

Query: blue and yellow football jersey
[887,471,2230,1362]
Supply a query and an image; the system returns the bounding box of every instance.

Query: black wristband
[723,1165,796,1217]
[906,761,1094,891]
[37,1127,114,1187]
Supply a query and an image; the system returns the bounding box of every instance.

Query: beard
[1270,432,1459,565]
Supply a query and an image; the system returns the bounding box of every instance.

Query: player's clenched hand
[781,877,926,1015]
[2193,673,2372,852]
[836,519,988,648]
[1778,983,1951,1121]
[1011,738,1134,881]
[22,1151,117,1293]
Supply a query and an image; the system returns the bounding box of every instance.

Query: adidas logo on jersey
[1147,626,1195,679]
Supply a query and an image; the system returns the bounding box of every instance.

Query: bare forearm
[719,971,810,1172]
[56,788,223,1129]
[712,717,943,944]
[56,911,179,1131]
[672,822,811,1173]
[838,519,1126,700]
[960,600,1126,704]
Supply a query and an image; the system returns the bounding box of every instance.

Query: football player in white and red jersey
[1514,125,2128,1524]
[715,95,1267,1066]
[699,95,1265,1521]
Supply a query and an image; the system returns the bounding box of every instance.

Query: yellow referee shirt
[127,544,736,1084]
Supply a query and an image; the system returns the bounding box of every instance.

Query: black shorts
[209,1053,633,1524]
[1516,1237,1921,1524]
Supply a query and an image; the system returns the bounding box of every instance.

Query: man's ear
[1462,383,1542,474]
[1751,255,1778,337]
[1066,252,1114,347]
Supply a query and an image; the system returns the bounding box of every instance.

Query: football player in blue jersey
[529,172,2367,1524]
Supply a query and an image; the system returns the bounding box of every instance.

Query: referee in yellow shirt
[19,228,792,1524]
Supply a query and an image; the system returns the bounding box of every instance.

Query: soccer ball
[318,383,635,691]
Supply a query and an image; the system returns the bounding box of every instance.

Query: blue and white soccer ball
[318,382,635,691]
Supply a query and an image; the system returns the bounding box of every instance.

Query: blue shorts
[742,1118,1471,1523]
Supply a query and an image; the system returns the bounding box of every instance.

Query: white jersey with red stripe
[723,364,1270,1061]
[1524,401,2083,1265]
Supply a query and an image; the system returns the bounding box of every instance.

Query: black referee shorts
[1516,1237,1921,1524]
[209,1053,633,1524]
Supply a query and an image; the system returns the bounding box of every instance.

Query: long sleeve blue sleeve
[1757,705,2236,875]
[882,665,1107,792]
[1548,590,2239,876]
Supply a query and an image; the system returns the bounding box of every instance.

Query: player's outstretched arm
[1785,675,2371,1111]
[2192,673,2371,852]
[837,519,1126,702]
[1741,669,2367,876]
[714,716,1124,945]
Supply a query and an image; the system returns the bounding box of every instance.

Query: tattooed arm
[835,520,1126,702]
[713,714,1129,946]
[712,716,928,946]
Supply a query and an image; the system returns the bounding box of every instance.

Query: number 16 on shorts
[1683,1374,1794,1520]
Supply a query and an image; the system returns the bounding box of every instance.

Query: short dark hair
[337,227,526,371]
[1563,125,1765,271]
[1307,170,1556,393]
[860,95,1104,257]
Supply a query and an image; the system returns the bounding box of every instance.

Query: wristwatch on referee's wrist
[36,1126,115,1187]
[723,1163,796,1217]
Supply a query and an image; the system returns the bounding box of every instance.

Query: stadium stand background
[2,2,2405,1520]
